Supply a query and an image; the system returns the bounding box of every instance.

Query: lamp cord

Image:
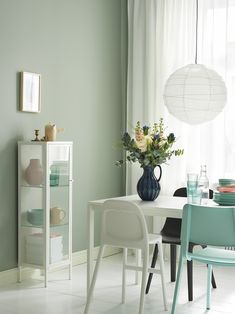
[195,0,198,64]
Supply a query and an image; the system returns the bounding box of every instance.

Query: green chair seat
[188,247,235,265]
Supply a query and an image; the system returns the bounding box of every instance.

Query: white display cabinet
[18,141,73,287]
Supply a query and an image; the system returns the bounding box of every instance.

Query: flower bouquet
[116,118,184,200]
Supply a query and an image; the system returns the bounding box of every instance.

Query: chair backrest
[173,187,214,199]
[161,187,214,238]
[180,204,235,257]
[101,199,149,251]
[173,187,187,197]
[161,188,187,237]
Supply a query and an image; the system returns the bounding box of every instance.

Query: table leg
[87,204,94,295]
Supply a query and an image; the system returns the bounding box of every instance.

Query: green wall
[0,0,127,271]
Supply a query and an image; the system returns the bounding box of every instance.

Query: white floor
[0,252,235,314]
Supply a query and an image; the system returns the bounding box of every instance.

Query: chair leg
[187,260,193,301]
[171,256,184,314]
[158,242,168,310]
[170,244,177,282]
[135,249,141,285]
[206,264,217,288]
[122,248,128,304]
[187,243,194,301]
[202,245,217,289]
[187,245,216,303]
[211,270,217,288]
[207,264,212,310]
[139,250,148,314]
[145,243,158,294]
[84,245,105,314]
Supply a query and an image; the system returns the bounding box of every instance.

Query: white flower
[136,138,147,152]
[136,135,152,152]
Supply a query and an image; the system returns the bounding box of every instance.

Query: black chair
[145,187,217,301]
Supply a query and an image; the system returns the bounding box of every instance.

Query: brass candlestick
[32,129,40,141]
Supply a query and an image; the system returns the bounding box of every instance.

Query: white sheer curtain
[127,0,235,196]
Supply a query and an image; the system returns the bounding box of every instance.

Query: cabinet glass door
[48,144,71,264]
[19,143,44,266]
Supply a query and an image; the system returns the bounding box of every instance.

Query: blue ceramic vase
[137,165,162,201]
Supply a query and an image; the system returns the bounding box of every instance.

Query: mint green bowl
[27,209,43,226]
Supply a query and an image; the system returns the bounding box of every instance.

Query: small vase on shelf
[137,165,162,201]
[25,159,43,185]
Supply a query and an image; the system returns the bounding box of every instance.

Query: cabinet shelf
[20,184,70,188]
[21,184,43,188]
[21,222,69,228]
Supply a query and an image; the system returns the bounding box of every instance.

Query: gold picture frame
[20,71,41,113]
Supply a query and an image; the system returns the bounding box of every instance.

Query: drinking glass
[192,187,202,204]
[187,173,198,204]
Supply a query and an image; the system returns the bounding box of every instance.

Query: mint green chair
[171,204,235,313]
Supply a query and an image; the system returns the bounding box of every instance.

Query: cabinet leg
[18,266,22,283]
[44,269,48,288]
[69,263,72,280]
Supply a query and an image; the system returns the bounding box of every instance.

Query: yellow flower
[146,135,153,146]
[158,138,167,147]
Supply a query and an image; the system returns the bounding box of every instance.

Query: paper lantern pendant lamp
[163,64,227,124]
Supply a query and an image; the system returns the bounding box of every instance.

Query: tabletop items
[187,165,209,205]
[214,178,235,205]
[116,119,184,201]
[187,170,235,206]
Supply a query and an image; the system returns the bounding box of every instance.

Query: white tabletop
[88,194,221,219]
[88,194,188,218]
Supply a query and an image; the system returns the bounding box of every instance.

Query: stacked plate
[214,192,235,205]
[219,178,235,186]
[214,178,235,205]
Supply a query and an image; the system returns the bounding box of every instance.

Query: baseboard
[72,246,121,266]
[0,247,121,286]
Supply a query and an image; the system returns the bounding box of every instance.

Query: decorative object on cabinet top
[45,123,57,141]
[44,122,64,141]
[31,123,64,142]
[32,129,40,141]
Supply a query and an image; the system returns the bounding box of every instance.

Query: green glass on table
[187,173,200,204]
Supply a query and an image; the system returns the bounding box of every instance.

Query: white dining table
[86,194,190,292]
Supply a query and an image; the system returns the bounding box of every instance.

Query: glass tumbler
[187,173,198,204]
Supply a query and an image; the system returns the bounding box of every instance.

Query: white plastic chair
[84,199,168,314]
